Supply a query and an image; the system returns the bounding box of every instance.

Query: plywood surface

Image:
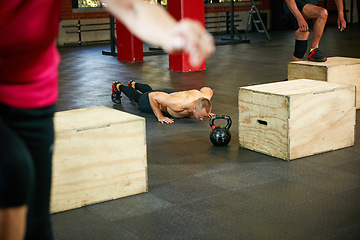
[241,79,354,96]
[51,106,147,213]
[287,57,360,109]
[239,80,356,160]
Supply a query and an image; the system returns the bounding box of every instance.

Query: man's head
[192,97,212,120]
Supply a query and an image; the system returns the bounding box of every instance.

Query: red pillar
[167,0,206,72]
[116,20,143,63]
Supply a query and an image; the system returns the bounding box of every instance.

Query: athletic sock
[116,83,122,91]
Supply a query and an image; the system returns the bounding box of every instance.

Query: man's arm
[100,0,215,67]
[285,0,309,32]
[335,0,346,31]
[148,92,183,124]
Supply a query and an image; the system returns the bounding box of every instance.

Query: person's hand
[201,112,216,120]
[337,16,346,31]
[297,17,309,32]
[158,116,174,124]
[162,19,215,67]
[198,113,216,121]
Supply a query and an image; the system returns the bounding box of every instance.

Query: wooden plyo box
[51,106,147,213]
[288,57,360,109]
[238,79,356,161]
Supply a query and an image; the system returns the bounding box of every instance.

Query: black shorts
[138,88,176,114]
[283,0,319,31]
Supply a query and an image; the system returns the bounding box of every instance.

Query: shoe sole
[112,82,121,104]
[308,58,327,62]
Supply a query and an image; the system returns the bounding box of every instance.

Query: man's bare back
[149,87,213,123]
[113,81,214,124]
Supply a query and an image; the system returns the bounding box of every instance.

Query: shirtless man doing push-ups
[112,80,214,124]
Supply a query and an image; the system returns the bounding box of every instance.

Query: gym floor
[53,24,360,240]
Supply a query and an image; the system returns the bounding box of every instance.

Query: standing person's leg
[0,104,55,240]
[293,29,310,61]
[0,206,28,240]
[21,105,56,240]
[302,4,328,61]
[283,0,311,61]
[0,106,34,240]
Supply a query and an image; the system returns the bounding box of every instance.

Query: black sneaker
[111,82,122,104]
[308,48,327,62]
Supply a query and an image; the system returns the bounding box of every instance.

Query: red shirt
[0,0,62,109]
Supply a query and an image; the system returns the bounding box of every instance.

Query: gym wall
[57,0,270,46]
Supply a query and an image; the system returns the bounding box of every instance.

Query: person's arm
[101,0,215,67]
[148,92,182,124]
[285,0,309,32]
[335,0,346,31]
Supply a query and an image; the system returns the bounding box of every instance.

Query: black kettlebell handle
[209,115,232,130]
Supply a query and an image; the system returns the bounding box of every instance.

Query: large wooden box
[238,79,355,160]
[51,106,147,213]
[288,57,360,109]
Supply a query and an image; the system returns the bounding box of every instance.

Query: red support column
[167,0,206,72]
[116,20,143,63]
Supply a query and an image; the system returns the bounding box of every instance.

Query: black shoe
[308,48,327,62]
[111,82,122,104]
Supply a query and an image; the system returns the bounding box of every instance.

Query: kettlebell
[209,115,232,146]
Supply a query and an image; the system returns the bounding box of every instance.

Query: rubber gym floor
[53,24,360,240]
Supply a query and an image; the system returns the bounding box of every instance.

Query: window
[73,0,105,8]
[205,0,246,3]
[72,0,167,8]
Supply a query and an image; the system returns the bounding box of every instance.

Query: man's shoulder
[200,86,212,91]
[183,88,211,94]
[199,87,213,98]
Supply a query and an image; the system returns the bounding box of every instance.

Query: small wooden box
[51,106,147,213]
[288,57,360,109]
[238,79,355,160]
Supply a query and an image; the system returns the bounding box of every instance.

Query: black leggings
[119,82,153,104]
[119,83,176,114]
[0,104,55,240]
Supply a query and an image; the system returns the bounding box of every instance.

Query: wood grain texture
[288,57,360,109]
[51,106,147,213]
[239,80,356,160]
[238,88,290,160]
